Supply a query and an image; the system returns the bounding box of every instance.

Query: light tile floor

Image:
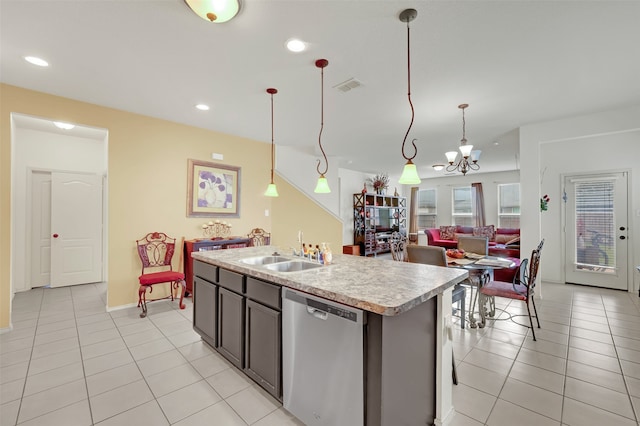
[1,281,639,425]
[1,283,302,426]
[450,281,640,426]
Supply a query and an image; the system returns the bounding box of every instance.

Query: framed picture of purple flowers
[187,159,240,217]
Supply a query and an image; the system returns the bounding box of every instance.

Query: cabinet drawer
[246,277,281,310]
[194,260,218,283]
[219,268,245,294]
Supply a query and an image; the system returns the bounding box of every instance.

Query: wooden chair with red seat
[136,232,186,318]
[478,240,544,340]
[247,228,271,246]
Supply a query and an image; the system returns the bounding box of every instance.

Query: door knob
[619,236,626,240]
[53,234,59,238]
[620,226,626,231]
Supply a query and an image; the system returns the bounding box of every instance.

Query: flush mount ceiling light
[445,104,481,175]
[184,0,240,23]
[264,88,279,197]
[432,164,445,171]
[286,38,306,53]
[397,8,421,185]
[195,104,210,111]
[53,121,75,130]
[313,59,331,194]
[24,56,48,67]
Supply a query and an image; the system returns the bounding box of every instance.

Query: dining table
[446,255,516,328]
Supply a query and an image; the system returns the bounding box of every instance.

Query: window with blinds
[417,188,436,229]
[575,179,615,270]
[498,183,520,228]
[452,187,473,226]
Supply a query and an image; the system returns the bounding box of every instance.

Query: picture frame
[187,159,240,217]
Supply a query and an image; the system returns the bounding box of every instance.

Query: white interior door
[565,172,628,290]
[30,171,52,287]
[50,172,103,287]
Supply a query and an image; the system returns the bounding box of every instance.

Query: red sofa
[424,226,521,282]
[424,226,520,258]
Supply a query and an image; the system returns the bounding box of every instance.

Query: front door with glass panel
[564,172,628,290]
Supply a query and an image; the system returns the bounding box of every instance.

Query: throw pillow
[506,236,521,245]
[439,226,457,240]
[473,225,496,241]
[458,226,474,234]
[453,233,468,242]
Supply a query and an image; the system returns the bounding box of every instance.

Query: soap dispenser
[323,243,332,265]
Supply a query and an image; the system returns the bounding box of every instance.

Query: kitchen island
[192,246,467,426]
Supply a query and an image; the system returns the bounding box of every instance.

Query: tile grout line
[14,288,44,426]
[103,302,176,426]
[486,296,569,425]
[558,286,576,426]
[76,287,110,426]
[604,291,640,424]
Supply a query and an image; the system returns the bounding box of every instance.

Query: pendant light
[184,0,241,23]
[398,8,421,185]
[314,59,331,194]
[264,88,279,197]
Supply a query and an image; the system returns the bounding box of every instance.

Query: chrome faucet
[297,230,304,257]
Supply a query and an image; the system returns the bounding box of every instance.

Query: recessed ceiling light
[286,38,306,53]
[25,56,49,67]
[494,141,500,146]
[195,104,210,111]
[53,121,75,130]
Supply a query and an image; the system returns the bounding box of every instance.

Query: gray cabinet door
[245,299,281,400]
[218,287,245,369]
[193,277,217,348]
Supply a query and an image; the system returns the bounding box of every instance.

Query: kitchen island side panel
[366,297,437,426]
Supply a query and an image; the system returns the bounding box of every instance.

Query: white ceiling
[2,1,639,179]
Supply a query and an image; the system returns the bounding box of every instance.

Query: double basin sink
[239,255,323,272]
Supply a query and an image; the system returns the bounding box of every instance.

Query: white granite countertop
[191,246,468,316]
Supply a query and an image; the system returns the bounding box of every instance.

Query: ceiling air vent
[333,78,363,93]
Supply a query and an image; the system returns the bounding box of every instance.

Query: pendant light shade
[264,183,279,197]
[399,159,421,184]
[264,88,279,197]
[314,175,331,193]
[314,59,331,193]
[184,0,241,23]
[397,8,421,185]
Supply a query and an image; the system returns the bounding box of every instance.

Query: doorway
[30,171,104,288]
[564,172,629,290]
[11,113,108,294]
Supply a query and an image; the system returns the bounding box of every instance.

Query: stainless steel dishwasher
[282,288,365,426]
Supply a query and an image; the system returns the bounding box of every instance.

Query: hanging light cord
[316,63,329,176]
[460,106,467,144]
[401,18,417,162]
[270,91,276,183]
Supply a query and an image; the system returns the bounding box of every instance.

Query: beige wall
[0,84,342,328]
[270,174,343,253]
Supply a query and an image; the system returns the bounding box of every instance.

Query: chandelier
[445,103,481,175]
